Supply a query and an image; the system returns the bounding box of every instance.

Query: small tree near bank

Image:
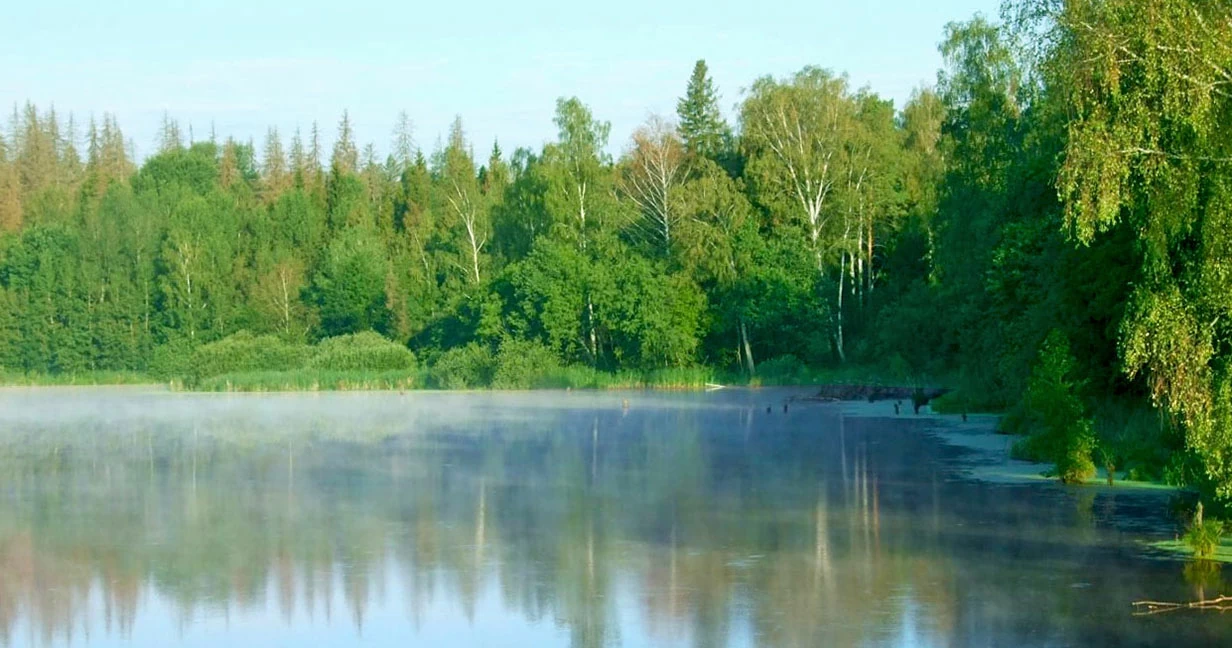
[1018,330,1097,483]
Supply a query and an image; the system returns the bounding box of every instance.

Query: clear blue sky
[1,0,1001,161]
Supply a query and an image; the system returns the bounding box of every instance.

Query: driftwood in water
[798,385,951,403]
[1132,595,1232,615]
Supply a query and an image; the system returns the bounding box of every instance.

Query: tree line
[0,59,932,381]
[2,0,1232,496]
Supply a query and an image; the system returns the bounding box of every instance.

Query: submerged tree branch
[1132,595,1232,615]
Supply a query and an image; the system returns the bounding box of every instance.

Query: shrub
[1017,330,1097,483]
[148,339,196,380]
[757,355,808,385]
[188,331,310,384]
[308,331,415,372]
[1185,503,1226,560]
[492,338,561,389]
[428,343,495,389]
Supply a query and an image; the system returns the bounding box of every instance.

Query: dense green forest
[2,1,1232,497]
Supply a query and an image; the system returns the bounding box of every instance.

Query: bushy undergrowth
[0,370,151,386]
[182,330,417,387]
[746,355,905,387]
[1185,503,1226,560]
[427,343,495,389]
[307,331,415,372]
[491,339,562,389]
[196,369,419,392]
[188,331,310,384]
[1009,330,1096,484]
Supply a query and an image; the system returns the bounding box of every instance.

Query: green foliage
[195,369,418,392]
[188,331,310,384]
[1185,503,1227,561]
[3,8,1227,509]
[1012,331,1097,483]
[491,338,562,389]
[307,226,391,338]
[756,355,809,385]
[676,60,732,164]
[428,343,495,390]
[307,331,415,372]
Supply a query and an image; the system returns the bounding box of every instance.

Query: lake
[0,387,1227,647]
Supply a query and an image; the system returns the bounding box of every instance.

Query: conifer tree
[331,111,358,176]
[158,111,183,153]
[676,60,731,161]
[261,127,290,200]
[0,134,21,232]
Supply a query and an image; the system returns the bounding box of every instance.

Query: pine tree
[307,121,324,190]
[331,111,358,176]
[61,114,83,187]
[676,60,731,161]
[16,103,56,195]
[219,138,241,189]
[158,111,183,153]
[393,111,415,173]
[262,127,290,200]
[482,141,508,196]
[289,127,307,187]
[0,133,21,232]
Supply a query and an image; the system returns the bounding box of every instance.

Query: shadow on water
[0,388,1228,647]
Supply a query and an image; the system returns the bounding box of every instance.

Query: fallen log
[1132,595,1232,615]
[797,385,951,403]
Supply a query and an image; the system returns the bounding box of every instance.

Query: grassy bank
[194,369,421,392]
[3,331,928,394]
[0,371,154,387]
[187,365,724,392]
[1148,539,1232,564]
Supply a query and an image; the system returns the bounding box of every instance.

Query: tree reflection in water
[0,389,1224,647]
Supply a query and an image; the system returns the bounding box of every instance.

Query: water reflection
[0,389,1226,646]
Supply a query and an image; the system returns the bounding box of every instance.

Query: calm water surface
[0,388,1228,647]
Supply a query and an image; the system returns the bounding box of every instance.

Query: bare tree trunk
[835,253,847,363]
[279,268,291,337]
[587,296,597,364]
[740,318,756,376]
[866,218,875,295]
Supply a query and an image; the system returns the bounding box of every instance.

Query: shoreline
[839,399,1177,492]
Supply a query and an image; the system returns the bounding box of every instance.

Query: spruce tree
[676,60,730,161]
[331,111,358,176]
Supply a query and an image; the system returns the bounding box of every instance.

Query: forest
[1,0,1232,500]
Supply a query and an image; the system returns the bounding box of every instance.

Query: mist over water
[0,388,1227,647]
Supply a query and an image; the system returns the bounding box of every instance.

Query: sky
[1,0,1002,162]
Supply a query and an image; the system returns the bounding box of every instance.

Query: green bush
[148,339,196,380]
[756,355,808,384]
[1185,503,1226,560]
[196,369,419,392]
[308,331,415,372]
[188,331,310,384]
[1016,330,1097,483]
[492,338,561,389]
[428,343,495,389]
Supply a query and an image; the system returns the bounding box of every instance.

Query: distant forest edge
[3,3,1232,498]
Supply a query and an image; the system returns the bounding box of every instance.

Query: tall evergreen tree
[676,60,731,161]
[261,127,290,200]
[0,134,21,232]
[331,111,358,177]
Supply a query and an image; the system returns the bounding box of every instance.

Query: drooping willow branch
[1132,595,1232,615]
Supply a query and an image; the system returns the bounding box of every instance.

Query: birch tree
[1018,0,1232,494]
[545,97,613,249]
[541,98,618,364]
[742,67,856,360]
[619,114,685,254]
[440,116,487,285]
